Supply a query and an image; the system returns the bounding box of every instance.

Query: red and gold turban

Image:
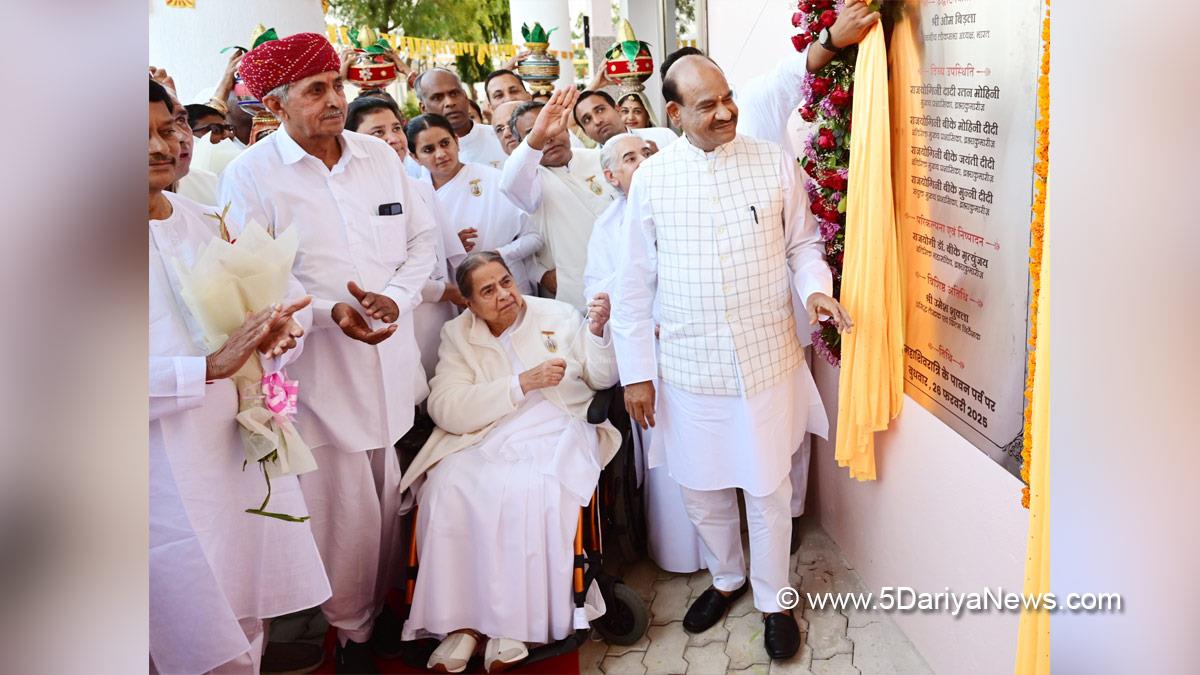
[237,32,340,101]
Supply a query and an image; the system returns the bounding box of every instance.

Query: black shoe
[261,641,325,674]
[790,516,802,554]
[682,583,749,633]
[369,605,404,660]
[763,611,802,660]
[334,638,379,674]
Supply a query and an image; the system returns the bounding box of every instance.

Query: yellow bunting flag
[833,20,905,481]
[165,0,196,7]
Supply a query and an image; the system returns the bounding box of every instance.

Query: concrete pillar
[509,0,575,87]
[149,0,326,103]
[588,0,616,80]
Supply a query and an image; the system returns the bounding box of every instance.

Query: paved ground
[580,520,933,675]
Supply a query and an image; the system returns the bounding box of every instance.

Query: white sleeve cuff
[509,374,526,404]
[176,356,208,394]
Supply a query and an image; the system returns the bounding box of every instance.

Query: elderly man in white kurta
[611,55,853,661]
[398,251,620,673]
[500,91,616,311]
[583,133,705,575]
[149,80,330,674]
[416,68,508,169]
[217,33,438,671]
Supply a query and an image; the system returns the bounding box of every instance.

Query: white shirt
[149,192,330,670]
[432,162,542,293]
[628,126,680,150]
[177,167,219,206]
[500,140,616,310]
[457,120,508,169]
[218,126,438,452]
[736,50,811,160]
[411,178,467,400]
[583,195,626,301]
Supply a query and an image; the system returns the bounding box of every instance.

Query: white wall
[149,0,327,103]
[810,359,1028,675]
[705,1,1031,672]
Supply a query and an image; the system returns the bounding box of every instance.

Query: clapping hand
[206,299,309,380]
[259,296,312,358]
[347,280,399,323]
[331,302,398,345]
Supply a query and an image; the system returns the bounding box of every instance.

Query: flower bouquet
[170,205,317,521]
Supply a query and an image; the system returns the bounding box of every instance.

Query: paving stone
[650,576,693,626]
[803,609,852,660]
[727,584,757,618]
[579,635,609,674]
[684,642,731,674]
[600,650,648,675]
[722,611,770,670]
[769,643,815,675]
[687,570,715,598]
[643,622,690,675]
[846,621,933,675]
[727,667,771,675]
[811,653,859,675]
[604,629,651,658]
[686,616,730,648]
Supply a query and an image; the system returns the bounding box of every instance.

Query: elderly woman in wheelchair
[397,251,622,673]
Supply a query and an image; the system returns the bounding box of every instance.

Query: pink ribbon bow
[262,371,299,420]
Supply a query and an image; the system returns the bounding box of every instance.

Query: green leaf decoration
[364,38,392,55]
[348,26,362,49]
[251,27,278,48]
[521,22,556,43]
[620,40,641,63]
[220,44,245,54]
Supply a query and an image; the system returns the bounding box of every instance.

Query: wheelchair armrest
[587,385,621,425]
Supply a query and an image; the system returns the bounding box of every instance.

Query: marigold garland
[1021,4,1050,508]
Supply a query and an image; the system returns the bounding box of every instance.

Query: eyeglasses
[193,122,235,137]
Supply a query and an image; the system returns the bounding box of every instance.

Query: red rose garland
[791,0,862,365]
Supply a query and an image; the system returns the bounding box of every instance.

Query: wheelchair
[396,385,651,671]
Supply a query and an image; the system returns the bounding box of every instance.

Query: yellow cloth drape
[834,21,905,480]
[1014,208,1050,673]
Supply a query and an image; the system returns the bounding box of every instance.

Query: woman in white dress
[406,113,543,295]
[346,97,468,394]
[398,251,621,673]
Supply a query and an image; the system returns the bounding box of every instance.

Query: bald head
[663,55,737,152]
[418,68,471,133]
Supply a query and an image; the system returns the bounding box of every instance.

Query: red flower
[819,172,847,192]
[791,12,805,27]
[799,104,816,122]
[816,128,836,150]
[820,10,838,28]
[826,207,842,223]
[829,86,850,108]
[815,0,835,9]
[810,199,823,216]
[808,20,822,34]
[810,76,833,97]
[791,32,812,52]
[799,1,814,12]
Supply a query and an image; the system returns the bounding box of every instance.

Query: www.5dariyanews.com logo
[777,586,1122,616]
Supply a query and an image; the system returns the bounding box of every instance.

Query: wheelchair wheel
[593,582,649,646]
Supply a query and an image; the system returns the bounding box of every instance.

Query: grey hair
[507,100,545,142]
[414,67,461,102]
[600,132,644,174]
[264,82,291,104]
[455,250,512,298]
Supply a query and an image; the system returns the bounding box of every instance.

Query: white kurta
[457,120,508,169]
[402,311,606,644]
[611,136,830,496]
[432,162,542,294]
[177,167,218,206]
[628,126,679,150]
[219,126,438,452]
[149,192,331,671]
[584,195,705,574]
[500,140,615,310]
[412,178,468,398]
[190,136,246,176]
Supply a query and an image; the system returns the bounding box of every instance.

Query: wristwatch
[818,27,841,52]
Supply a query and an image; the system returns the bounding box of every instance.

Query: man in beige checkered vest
[611,52,853,661]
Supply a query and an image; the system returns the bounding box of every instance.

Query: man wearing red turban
[220,32,439,674]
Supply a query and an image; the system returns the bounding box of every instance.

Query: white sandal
[483,637,528,673]
[426,631,479,673]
